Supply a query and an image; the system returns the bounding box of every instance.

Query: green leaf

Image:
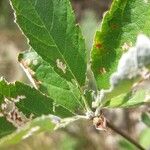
[0,117,16,138]
[18,50,85,114]
[141,113,150,127]
[91,0,150,89]
[92,34,150,109]
[0,78,74,138]
[0,115,55,147]
[10,0,87,87]
[139,128,150,149]
[103,89,150,108]
[119,139,136,150]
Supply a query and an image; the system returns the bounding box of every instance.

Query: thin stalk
[107,121,145,150]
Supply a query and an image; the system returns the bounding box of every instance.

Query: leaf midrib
[13,0,89,111]
[44,83,85,109]
[26,0,81,87]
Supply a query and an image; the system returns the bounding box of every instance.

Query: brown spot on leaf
[111,24,118,29]
[95,43,102,49]
[1,98,31,128]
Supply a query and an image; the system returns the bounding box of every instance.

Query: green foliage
[11,0,87,86]
[0,0,149,147]
[141,112,150,127]
[0,0,90,145]
[0,117,16,138]
[139,128,150,149]
[59,134,77,150]
[19,50,85,115]
[0,79,68,139]
[0,115,55,148]
[0,79,71,119]
[103,89,150,108]
[91,0,150,89]
[119,139,136,150]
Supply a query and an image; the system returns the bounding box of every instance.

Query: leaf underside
[142,112,150,127]
[103,89,150,108]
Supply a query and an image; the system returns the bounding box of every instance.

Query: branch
[107,121,145,150]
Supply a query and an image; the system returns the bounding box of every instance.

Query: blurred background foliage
[0,0,150,150]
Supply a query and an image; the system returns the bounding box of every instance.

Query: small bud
[93,114,107,131]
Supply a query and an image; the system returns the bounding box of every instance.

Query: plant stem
[81,95,92,112]
[107,121,145,150]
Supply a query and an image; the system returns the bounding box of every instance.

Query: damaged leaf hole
[20,60,41,89]
[121,42,132,52]
[1,96,33,128]
[56,59,67,74]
